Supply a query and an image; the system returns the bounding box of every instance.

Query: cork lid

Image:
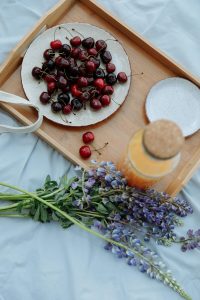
[143,120,184,159]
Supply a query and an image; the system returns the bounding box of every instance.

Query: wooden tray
[0,0,200,195]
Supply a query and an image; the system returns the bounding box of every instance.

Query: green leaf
[96,203,108,215]
[33,205,40,222]
[40,206,48,223]
[52,212,60,221]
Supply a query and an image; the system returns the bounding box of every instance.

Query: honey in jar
[118,120,184,189]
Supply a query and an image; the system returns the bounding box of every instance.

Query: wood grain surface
[0,0,200,195]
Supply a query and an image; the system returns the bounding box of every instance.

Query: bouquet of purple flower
[0,161,197,300]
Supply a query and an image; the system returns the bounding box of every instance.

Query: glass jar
[118,120,184,189]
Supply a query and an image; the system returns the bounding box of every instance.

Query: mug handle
[0,91,43,133]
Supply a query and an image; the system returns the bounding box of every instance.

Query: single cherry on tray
[79,145,91,159]
[82,131,95,143]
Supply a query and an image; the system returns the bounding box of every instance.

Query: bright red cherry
[101,85,114,95]
[106,63,116,73]
[100,95,111,107]
[85,61,96,73]
[88,48,98,56]
[77,77,88,88]
[44,74,57,83]
[70,36,81,47]
[71,84,82,97]
[90,98,102,110]
[117,72,128,83]
[79,145,91,159]
[82,131,95,143]
[50,40,62,50]
[47,81,57,94]
[94,78,105,90]
[62,104,72,114]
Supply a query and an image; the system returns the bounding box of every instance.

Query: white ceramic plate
[145,77,200,136]
[21,23,131,127]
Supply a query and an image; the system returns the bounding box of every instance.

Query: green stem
[42,187,65,199]
[0,214,29,218]
[0,203,20,211]
[0,182,191,300]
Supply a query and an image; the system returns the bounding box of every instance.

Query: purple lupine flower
[85,178,96,189]
[71,182,78,190]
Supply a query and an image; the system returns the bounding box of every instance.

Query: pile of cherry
[31,30,128,117]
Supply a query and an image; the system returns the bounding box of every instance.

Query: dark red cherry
[71,98,83,111]
[87,48,98,56]
[117,72,128,83]
[89,57,100,68]
[69,65,79,77]
[105,73,117,85]
[43,49,55,60]
[82,131,95,143]
[102,85,114,95]
[95,40,107,52]
[106,63,116,73]
[59,58,69,69]
[94,78,105,90]
[101,50,112,64]
[57,76,67,90]
[71,47,81,59]
[42,60,55,72]
[51,101,62,113]
[40,92,51,104]
[85,61,96,73]
[90,98,102,110]
[100,95,111,106]
[70,36,81,47]
[79,145,91,159]
[57,93,70,104]
[47,81,57,94]
[94,68,105,79]
[78,63,86,76]
[32,67,43,80]
[68,57,76,67]
[55,56,63,67]
[79,91,90,102]
[77,77,88,88]
[82,37,95,49]
[50,40,62,50]
[79,50,88,61]
[62,104,72,114]
[59,44,71,57]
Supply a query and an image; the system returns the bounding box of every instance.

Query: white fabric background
[0,0,200,299]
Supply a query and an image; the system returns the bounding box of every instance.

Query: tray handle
[0,91,43,133]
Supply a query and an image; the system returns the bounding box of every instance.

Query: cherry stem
[72,28,85,38]
[91,142,109,156]
[54,26,73,41]
[105,38,118,42]
[59,112,71,124]
[111,97,120,106]
[128,72,144,77]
